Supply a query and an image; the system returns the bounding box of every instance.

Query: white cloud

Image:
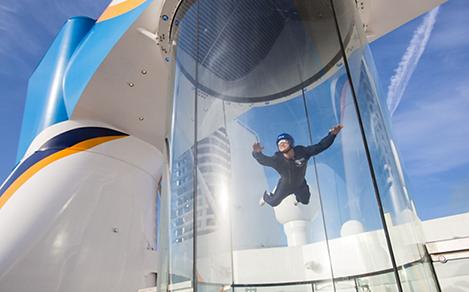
[386,8,440,116]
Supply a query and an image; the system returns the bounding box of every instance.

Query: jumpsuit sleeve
[305,132,337,157]
[252,151,277,167]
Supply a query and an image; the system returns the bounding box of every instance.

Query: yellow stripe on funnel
[97,0,146,22]
[0,135,126,209]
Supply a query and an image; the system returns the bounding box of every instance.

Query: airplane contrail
[386,7,440,116]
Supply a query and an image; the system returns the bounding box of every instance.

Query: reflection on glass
[169,38,196,288]
[331,0,440,290]
[303,67,398,283]
[226,95,334,284]
[355,271,400,292]
[234,284,313,292]
[165,0,440,291]
[195,105,233,286]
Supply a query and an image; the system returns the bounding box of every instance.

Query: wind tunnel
[165,0,439,291]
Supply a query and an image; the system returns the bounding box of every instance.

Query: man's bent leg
[264,182,290,207]
[294,183,311,205]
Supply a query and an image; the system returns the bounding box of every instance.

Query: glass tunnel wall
[331,1,440,291]
[166,0,440,291]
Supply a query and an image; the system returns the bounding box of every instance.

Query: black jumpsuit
[252,133,336,207]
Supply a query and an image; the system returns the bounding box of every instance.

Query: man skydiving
[252,124,343,207]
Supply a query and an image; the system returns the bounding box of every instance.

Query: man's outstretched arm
[252,142,276,167]
[306,124,343,157]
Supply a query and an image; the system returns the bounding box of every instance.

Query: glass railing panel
[198,282,230,292]
[355,271,399,292]
[398,261,439,291]
[234,283,313,292]
[328,280,357,292]
[314,281,335,292]
[433,258,469,291]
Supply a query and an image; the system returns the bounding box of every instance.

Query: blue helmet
[276,133,294,147]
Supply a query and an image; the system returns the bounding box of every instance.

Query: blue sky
[371,0,469,219]
[0,0,109,177]
[0,0,467,221]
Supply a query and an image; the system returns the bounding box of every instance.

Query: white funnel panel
[0,120,163,292]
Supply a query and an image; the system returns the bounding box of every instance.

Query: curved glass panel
[221,94,334,286]
[302,67,397,282]
[331,0,439,291]
[168,6,198,288]
[166,0,440,291]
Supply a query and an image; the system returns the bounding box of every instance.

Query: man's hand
[330,124,344,135]
[252,142,264,153]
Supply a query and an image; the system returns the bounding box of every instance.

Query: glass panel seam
[302,88,337,292]
[328,0,404,291]
[193,1,200,291]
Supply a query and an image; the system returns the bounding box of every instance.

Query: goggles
[277,139,290,146]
